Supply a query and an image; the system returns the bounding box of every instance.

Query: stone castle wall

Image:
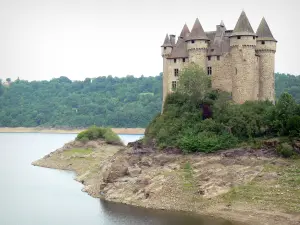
[230,36,259,103]
[187,40,207,69]
[210,53,233,93]
[162,37,275,105]
[256,41,276,102]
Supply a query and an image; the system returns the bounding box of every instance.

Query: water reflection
[99,200,234,225]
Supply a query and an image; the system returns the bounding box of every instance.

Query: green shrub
[276,142,295,158]
[178,132,238,153]
[76,126,122,145]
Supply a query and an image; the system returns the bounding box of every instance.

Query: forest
[0,72,299,128]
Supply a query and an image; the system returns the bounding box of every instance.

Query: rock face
[32,140,300,225]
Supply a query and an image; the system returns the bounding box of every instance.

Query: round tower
[161,34,173,111]
[256,17,277,103]
[230,11,258,103]
[186,18,209,72]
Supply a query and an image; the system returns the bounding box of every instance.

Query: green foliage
[0,74,162,128]
[145,67,300,154]
[179,132,238,153]
[276,143,295,158]
[76,126,122,145]
[177,64,211,103]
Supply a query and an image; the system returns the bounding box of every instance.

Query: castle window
[262,41,265,45]
[207,67,212,75]
[174,69,179,77]
[217,56,220,61]
[174,59,177,63]
[253,36,255,40]
[235,68,237,75]
[172,81,177,90]
[191,40,195,44]
[208,56,211,61]
[183,58,186,62]
[211,49,214,52]
[237,36,241,39]
[164,47,166,50]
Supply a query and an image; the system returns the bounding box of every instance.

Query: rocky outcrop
[32,140,300,225]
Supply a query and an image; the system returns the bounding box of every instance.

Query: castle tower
[161,34,173,110]
[256,17,277,103]
[230,11,258,103]
[186,18,209,71]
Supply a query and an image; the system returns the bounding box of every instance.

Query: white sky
[0,0,298,81]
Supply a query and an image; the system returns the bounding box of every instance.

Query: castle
[161,11,277,107]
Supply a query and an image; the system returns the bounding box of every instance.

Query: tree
[177,64,211,103]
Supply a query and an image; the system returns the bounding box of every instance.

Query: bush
[178,132,238,153]
[276,143,295,158]
[76,126,122,145]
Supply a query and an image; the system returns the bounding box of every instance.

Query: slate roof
[179,24,190,39]
[167,37,188,59]
[186,18,209,41]
[231,11,256,36]
[256,17,277,42]
[161,34,172,47]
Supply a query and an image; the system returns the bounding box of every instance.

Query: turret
[256,17,277,103]
[230,11,258,103]
[161,34,173,112]
[186,18,209,71]
[161,34,173,57]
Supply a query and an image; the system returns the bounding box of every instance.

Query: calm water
[0,133,235,225]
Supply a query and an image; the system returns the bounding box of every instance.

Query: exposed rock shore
[32,139,300,225]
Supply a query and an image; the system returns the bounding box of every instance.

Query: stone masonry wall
[187,40,208,70]
[211,53,233,93]
[230,36,259,103]
[256,41,276,103]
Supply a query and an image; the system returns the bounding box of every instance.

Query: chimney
[170,34,176,46]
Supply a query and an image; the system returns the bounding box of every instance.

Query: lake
[0,133,235,225]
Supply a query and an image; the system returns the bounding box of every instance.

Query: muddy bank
[32,140,300,225]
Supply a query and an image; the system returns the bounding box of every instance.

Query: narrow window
[174,69,179,77]
[235,67,237,75]
[172,81,177,90]
[182,58,186,63]
[262,41,265,45]
[208,56,211,61]
[174,59,177,63]
[253,36,255,40]
[191,40,195,44]
[237,36,241,39]
[164,47,166,50]
[217,56,220,61]
[207,67,212,75]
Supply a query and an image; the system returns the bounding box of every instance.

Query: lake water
[0,133,235,225]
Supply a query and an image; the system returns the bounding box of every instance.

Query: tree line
[0,72,299,128]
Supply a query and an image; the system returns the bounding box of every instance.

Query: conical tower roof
[231,11,255,36]
[256,17,277,42]
[179,24,190,39]
[161,34,172,47]
[167,38,188,59]
[186,18,209,41]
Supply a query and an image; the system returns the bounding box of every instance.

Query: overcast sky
[0,0,297,81]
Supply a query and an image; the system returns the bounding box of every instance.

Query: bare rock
[141,157,152,167]
[102,158,129,183]
[127,166,142,177]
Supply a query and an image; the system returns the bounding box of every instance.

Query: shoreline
[0,127,145,135]
[31,139,300,225]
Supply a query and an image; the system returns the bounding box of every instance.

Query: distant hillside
[0,72,298,128]
[0,75,162,128]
